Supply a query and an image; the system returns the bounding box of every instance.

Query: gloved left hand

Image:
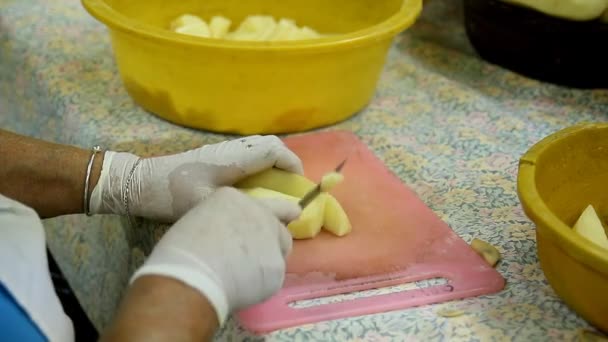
[90,135,303,222]
[130,187,299,325]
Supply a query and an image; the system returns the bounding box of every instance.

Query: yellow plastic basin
[81,0,422,134]
[518,123,608,332]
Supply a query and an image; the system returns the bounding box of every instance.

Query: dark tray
[464,0,608,89]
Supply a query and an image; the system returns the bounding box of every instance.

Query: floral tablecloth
[1,0,607,340]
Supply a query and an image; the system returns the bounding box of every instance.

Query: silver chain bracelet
[123,158,142,228]
[84,145,102,216]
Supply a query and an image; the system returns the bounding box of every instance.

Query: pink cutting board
[237,130,505,333]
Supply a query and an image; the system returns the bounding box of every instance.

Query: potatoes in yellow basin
[170,14,323,41]
[573,204,608,250]
[237,168,351,239]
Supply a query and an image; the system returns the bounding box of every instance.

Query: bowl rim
[518,122,608,275]
[81,0,422,52]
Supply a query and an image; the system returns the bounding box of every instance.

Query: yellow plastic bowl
[518,123,608,332]
[81,0,421,134]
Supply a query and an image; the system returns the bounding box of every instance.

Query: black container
[464,0,608,89]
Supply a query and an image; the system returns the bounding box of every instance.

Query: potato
[269,18,299,41]
[241,187,325,239]
[287,194,326,239]
[209,16,232,38]
[470,238,501,267]
[320,172,344,192]
[240,187,298,202]
[171,13,323,41]
[174,24,211,38]
[230,15,277,41]
[298,26,322,40]
[322,194,351,236]
[170,14,211,38]
[170,14,206,31]
[501,0,608,21]
[238,168,352,239]
[573,204,608,250]
[236,168,316,197]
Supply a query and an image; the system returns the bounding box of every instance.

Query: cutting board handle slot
[287,276,451,309]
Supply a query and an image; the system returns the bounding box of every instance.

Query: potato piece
[236,168,316,197]
[241,187,325,239]
[470,238,501,267]
[436,308,466,318]
[174,23,211,38]
[242,188,351,238]
[171,14,324,41]
[298,26,322,39]
[240,187,298,202]
[288,195,326,239]
[230,15,277,41]
[269,18,300,41]
[578,329,608,341]
[320,172,344,192]
[238,169,352,238]
[573,205,608,250]
[209,16,232,38]
[170,14,206,31]
[322,194,352,236]
[501,0,608,21]
[170,14,211,38]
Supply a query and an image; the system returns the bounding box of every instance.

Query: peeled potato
[299,26,322,39]
[241,187,325,239]
[470,238,501,267]
[240,187,298,202]
[573,205,608,250]
[174,24,211,38]
[171,14,323,41]
[501,0,608,21]
[320,172,344,192]
[230,15,277,41]
[170,14,206,31]
[238,167,352,239]
[269,18,299,41]
[236,168,316,197]
[209,16,232,38]
[288,195,326,239]
[322,194,351,236]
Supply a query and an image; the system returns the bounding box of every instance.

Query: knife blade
[298,159,347,209]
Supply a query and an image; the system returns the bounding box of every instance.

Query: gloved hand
[90,135,303,222]
[130,187,299,324]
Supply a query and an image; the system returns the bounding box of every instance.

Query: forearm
[101,275,219,342]
[0,129,103,218]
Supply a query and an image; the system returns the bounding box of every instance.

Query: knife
[298,159,347,209]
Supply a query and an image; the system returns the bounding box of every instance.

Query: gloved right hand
[130,187,300,325]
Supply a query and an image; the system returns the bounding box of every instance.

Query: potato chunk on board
[238,168,351,239]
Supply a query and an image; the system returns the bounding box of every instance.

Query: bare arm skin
[0,129,103,218]
[101,275,219,342]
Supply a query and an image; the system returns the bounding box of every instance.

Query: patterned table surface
[1,0,607,340]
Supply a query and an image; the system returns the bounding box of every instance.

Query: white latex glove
[90,135,303,222]
[130,187,300,324]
